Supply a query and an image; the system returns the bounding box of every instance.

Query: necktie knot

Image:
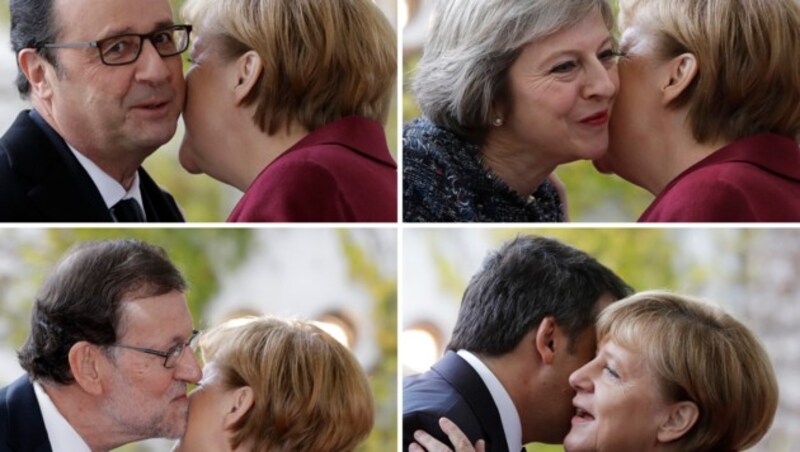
[111,198,145,222]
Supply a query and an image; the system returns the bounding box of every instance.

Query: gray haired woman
[403,0,619,222]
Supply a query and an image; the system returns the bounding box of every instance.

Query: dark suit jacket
[227,116,397,222]
[639,133,800,222]
[0,110,184,222]
[0,375,52,452]
[403,351,509,452]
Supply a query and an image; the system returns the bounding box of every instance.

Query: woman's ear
[68,341,105,396]
[660,52,698,105]
[223,386,255,429]
[233,50,263,104]
[657,400,699,443]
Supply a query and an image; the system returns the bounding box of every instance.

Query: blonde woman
[180,0,397,222]
[597,0,800,221]
[174,316,374,451]
[412,291,779,451]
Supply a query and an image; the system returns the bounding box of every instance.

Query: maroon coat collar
[669,133,800,187]
[277,116,396,168]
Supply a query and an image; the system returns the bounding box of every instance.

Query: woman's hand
[408,417,486,452]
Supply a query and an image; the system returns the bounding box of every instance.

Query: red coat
[227,116,397,222]
[639,133,800,222]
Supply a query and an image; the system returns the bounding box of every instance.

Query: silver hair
[413,0,613,141]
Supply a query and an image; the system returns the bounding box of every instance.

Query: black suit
[0,110,184,222]
[403,351,510,452]
[0,375,52,452]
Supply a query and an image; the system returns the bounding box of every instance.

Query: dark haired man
[0,239,201,451]
[403,235,632,452]
[0,0,188,222]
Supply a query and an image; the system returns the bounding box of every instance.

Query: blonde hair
[200,316,374,451]
[597,291,778,451]
[619,0,800,143]
[183,0,396,134]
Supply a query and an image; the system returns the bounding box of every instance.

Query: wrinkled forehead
[53,0,175,40]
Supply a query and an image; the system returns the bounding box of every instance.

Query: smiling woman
[565,291,778,452]
[402,0,619,223]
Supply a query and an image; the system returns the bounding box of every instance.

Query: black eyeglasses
[40,24,192,66]
[112,329,200,368]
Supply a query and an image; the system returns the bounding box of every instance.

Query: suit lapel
[3,111,111,221]
[433,352,508,452]
[2,376,52,452]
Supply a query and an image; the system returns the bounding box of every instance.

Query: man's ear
[223,386,255,429]
[18,48,55,101]
[535,316,558,365]
[68,341,106,396]
[661,52,698,106]
[657,401,699,443]
[233,50,263,105]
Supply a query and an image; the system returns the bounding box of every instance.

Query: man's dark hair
[17,239,187,384]
[10,0,60,97]
[447,235,632,355]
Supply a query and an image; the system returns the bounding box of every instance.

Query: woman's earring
[493,117,504,127]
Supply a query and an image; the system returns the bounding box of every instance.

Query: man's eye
[153,31,174,45]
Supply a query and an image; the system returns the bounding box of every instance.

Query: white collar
[457,350,523,452]
[67,144,146,218]
[33,382,92,452]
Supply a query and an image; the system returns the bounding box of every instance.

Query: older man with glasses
[0,239,203,451]
[0,0,191,222]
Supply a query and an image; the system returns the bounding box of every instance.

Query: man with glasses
[0,239,202,451]
[0,0,190,222]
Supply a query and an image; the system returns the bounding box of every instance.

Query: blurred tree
[4,229,253,351]
[339,229,398,451]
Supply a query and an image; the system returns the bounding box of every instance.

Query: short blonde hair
[619,0,800,143]
[183,0,396,134]
[597,291,778,451]
[200,316,374,451]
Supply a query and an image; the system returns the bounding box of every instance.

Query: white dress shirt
[457,349,523,452]
[33,382,91,452]
[68,145,146,220]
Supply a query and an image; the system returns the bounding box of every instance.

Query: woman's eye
[551,60,578,74]
[604,366,620,379]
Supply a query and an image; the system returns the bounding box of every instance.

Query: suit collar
[3,110,111,221]
[282,116,397,168]
[433,351,509,452]
[2,375,52,452]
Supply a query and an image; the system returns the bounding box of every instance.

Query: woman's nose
[583,59,618,100]
[569,361,595,393]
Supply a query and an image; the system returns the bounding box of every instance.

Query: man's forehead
[117,291,192,340]
[54,0,175,39]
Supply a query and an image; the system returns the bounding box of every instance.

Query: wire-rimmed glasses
[112,329,200,368]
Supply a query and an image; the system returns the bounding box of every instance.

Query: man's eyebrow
[100,20,177,40]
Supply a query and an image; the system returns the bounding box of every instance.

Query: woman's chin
[592,157,614,174]
[178,142,204,175]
